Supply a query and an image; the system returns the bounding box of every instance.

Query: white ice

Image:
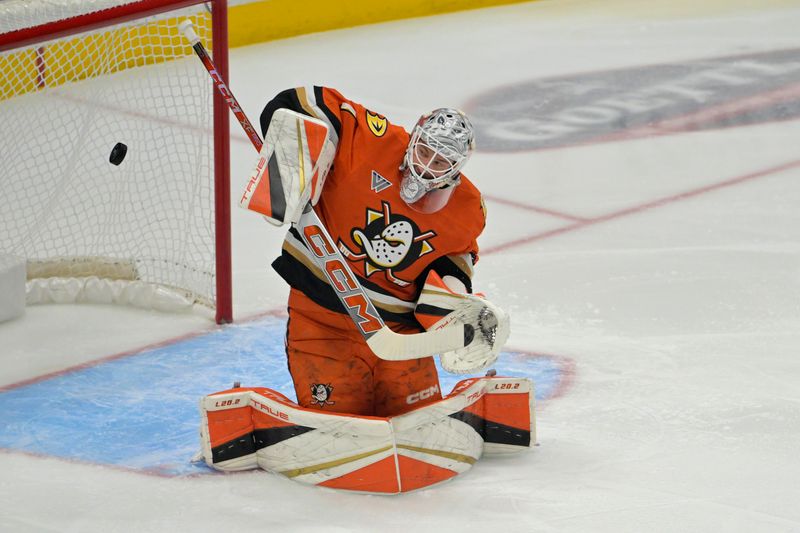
[2,0,800,531]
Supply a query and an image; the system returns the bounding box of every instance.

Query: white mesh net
[0,1,219,311]
[0,0,144,34]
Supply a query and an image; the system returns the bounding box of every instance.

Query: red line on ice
[483,194,589,222]
[483,158,800,255]
[0,307,286,393]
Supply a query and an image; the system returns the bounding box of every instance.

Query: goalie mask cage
[0,0,232,324]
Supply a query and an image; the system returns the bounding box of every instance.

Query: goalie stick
[179,21,469,360]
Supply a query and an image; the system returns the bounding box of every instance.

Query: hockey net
[0,0,232,323]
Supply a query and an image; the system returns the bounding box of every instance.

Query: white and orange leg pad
[199,377,536,494]
[239,108,335,225]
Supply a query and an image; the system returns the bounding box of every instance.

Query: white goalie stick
[179,21,470,360]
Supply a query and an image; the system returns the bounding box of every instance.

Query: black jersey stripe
[417,255,473,294]
[272,250,418,326]
[314,85,342,138]
[259,88,310,137]
[414,303,453,317]
[284,226,419,308]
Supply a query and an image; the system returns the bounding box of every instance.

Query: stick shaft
[188,40,263,152]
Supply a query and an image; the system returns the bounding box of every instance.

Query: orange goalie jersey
[262,86,486,326]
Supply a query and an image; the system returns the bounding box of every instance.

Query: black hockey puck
[109,142,127,165]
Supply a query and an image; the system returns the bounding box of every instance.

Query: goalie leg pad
[199,377,535,493]
[200,389,259,471]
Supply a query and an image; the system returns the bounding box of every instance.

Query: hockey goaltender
[196,86,536,494]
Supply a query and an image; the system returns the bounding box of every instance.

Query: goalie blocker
[199,376,535,494]
[239,108,335,226]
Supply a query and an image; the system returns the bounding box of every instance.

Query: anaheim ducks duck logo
[339,201,436,287]
[366,110,388,137]
[310,383,335,407]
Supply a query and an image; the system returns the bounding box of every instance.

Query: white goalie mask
[400,108,475,213]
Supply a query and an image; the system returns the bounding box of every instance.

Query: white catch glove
[415,272,510,374]
[438,294,510,374]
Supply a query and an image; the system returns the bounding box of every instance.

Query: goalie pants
[285,289,443,417]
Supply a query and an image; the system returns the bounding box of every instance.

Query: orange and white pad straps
[239,109,335,225]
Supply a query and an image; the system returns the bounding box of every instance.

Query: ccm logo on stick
[326,260,358,293]
[343,294,382,334]
[303,224,383,335]
[304,225,335,257]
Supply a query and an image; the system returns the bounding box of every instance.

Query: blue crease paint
[0,316,567,476]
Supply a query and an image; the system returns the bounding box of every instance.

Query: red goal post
[0,0,233,324]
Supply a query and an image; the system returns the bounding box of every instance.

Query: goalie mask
[400,108,475,213]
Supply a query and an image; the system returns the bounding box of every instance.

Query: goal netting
[0,0,232,322]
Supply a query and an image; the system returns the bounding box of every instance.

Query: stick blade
[367,325,465,360]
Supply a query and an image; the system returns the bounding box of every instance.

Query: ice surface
[1,0,800,531]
